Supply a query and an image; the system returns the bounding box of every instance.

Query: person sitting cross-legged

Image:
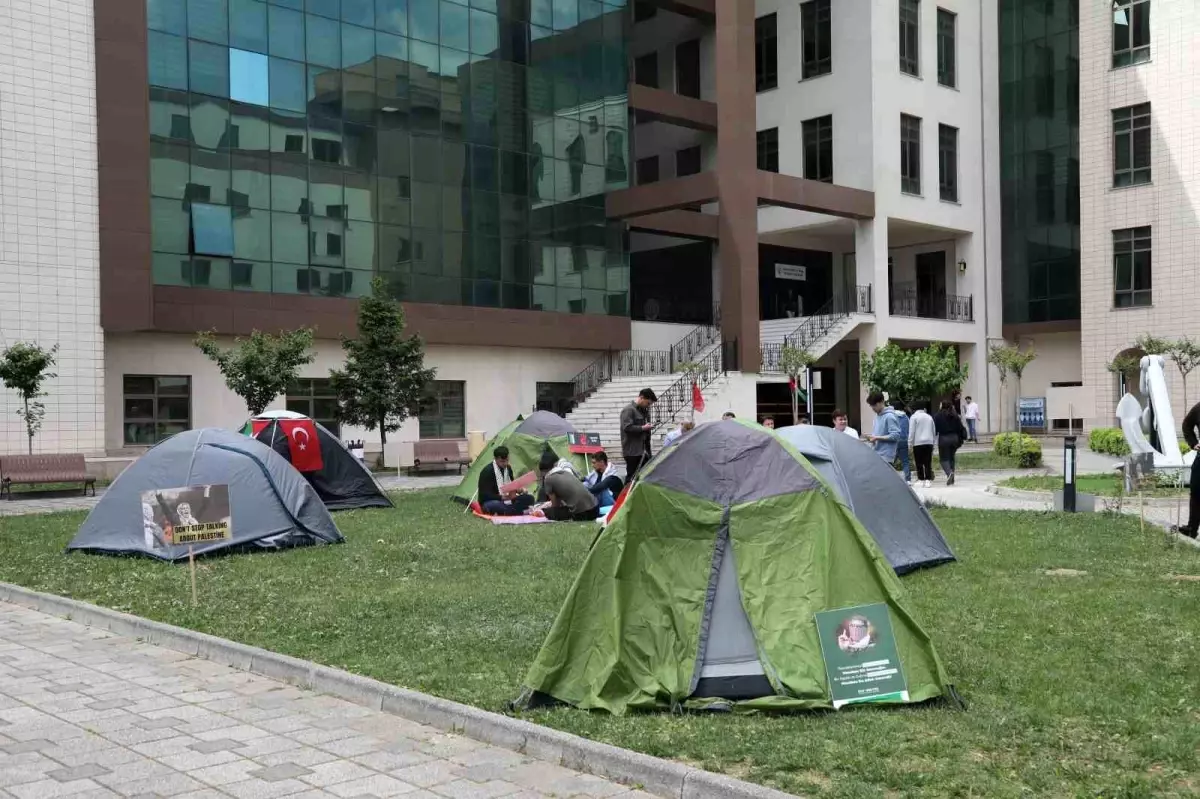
[538,451,601,522]
[583,451,624,507]
[477,445,534,515]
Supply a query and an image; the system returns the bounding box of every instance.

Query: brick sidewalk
[0,603,646,799]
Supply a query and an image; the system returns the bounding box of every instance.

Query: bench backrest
[414,440,466,461]
[0,453,88,480]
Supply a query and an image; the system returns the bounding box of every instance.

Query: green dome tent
[516,419,956,713]
[452,411,588,504]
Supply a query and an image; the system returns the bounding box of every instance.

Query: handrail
[782,285,873,351]
[651,341,731,429]
[889,283,974,321]
[669,303,722,369]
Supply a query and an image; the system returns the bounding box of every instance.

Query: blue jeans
[966,419,977,441]
[482,495,534,516]
[897,446,911,482]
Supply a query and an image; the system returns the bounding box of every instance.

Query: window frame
[936,8,956,88]
[634,51,659,89]
[636,155,660,185]
[938,123,958,203]
[419,380,466,439]
[801,115,833,183]
[1113,226,1152,308]
[675,38,701,99]
[1112,0,1150,68]
[285,378,341,437]
[675,145,702,178]
[800,0,832,80]
[1112,102,1151,187]
[900,114,922,195]
[754,13,778,92]
[756,128,779,173]
[122,375,192,446]
[899,0,920,77]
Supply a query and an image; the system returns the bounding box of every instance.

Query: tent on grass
[244,411,393,511]
[68,428,343,562]
[775,425,955,574]
[452,411,587,504]
[515,419,955,714]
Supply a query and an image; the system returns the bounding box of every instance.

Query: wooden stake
[189,546,198,608]
[1139,490,1145,536]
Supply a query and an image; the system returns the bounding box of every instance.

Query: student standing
[619,388,657,479]
[891,399,911,484]
[908,402,937,487]
[866,392,903,465]
[1178,401,1200,538]
[963,396,981,443]
[933,400,968,485]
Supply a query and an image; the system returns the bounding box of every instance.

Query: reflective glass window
[230,49,270,104]
[269,57,307,110]
[189,40,231,97]
[192,203,235,256]
[149,32,189,90]
[377,0,409,35]
[231,0,270,51]
[188,0,229,44]
[306,13,341,66]
[148,0,188,35]
[269,4,306,60]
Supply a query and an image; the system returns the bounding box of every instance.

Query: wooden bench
[411,439,470,474]
[0,454,97,500]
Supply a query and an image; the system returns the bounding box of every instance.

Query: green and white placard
[814,602,910,709]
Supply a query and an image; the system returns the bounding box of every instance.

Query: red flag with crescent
[280,419,323,472]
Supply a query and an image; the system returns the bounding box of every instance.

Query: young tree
[987,344,1038,431]
[1165,337,1200,408]
[0,342,58,454]
[1107,352,1142,397]
[329,277,436,449]
[195,328,315,416]
[779,345,816,426]
[861,343,968,408]
[1134,333,1172,356]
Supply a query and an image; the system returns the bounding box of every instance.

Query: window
[634,52,658,89]
[229,48,268,106]
[755,14,778,92]
[636,156,660,185]
[800,0,832,79]
[756,128,779,173]
[123,376,191,445]
[675,146,702,177]
[419,380,465,438]
[802,115,833,183]
[899,0,920,76]
[286,378,340,437]
[191,203,234,256]
[536,382,575,417]
[936,8,956,87]
[1034,151,1055,222]
[675,39,701,99]
[1113,102,1151,187]
[1113,0,1150,67]
[900,114,921,194]
[1113,226,1152,307]
[938,124,958,202]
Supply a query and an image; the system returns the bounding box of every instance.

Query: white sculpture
[1116,354,1196,482]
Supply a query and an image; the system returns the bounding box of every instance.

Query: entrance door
[915,251,947,319]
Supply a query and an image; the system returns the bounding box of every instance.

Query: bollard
[1063,435,1077,513]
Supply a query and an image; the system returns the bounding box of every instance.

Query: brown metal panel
[756,171,876,220]
[641,0,715,22]
[605,172,719,219]
[628,84,718,132]
[627,210,719,240]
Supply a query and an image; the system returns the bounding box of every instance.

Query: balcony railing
[889,282,974,322]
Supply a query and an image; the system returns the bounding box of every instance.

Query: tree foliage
[329,277,436,446]
[0,342,58,454]
[860,343,968,406]
[988,343,1038,432]
[194,328,315,416]
[779,345,816,425]
[1134,333,1172,356]
[1165,337,1200,407]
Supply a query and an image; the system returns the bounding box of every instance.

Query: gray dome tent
[68,428,343,562]
[775,425,955,574]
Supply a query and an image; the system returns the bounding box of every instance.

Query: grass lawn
[2,491,1199,798]
[1001,473,1187,498]
[894,451,1037,472]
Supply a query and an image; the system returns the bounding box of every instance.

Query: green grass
[2,491,1199,798]
[1001,473,1188,498]
[894,451,1036,472]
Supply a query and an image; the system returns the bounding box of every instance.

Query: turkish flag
[280,419,324,472]
[691,382,705,414]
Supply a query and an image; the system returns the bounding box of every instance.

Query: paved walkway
[0,475,461,518]
[0,603,644,799]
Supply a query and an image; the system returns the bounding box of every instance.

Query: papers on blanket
[499,471,536,494]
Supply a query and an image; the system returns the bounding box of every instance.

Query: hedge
[993,432,1043,467]
[1090,426,1192,456]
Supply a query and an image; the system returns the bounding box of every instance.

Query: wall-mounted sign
[775,264,807,281]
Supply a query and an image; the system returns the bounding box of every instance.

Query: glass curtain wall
[146,0,630,315]
[998,0,1080,324]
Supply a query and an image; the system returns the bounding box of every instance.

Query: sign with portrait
[567,432,604,454]
[140,485,232,548]
[814,602,910,709]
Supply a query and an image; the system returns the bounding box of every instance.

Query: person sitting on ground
[477,445,534,516]
[722,411,736,420]
[832,409,859,439]
[583,451,624,507]
[537,451,600,522]
[663,419,695,448]
[762,416,776,430]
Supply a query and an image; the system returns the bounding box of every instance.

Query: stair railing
[782,284,872,351]
[651,341,730,429]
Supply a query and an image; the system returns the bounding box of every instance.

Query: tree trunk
[791,385,798,426]
[378,420,388,470]
[23,396,31,455]
[379,420,387,447]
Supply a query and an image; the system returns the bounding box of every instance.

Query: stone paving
[0,602,648,799]
[0,475,461,518]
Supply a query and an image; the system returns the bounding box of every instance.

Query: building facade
[20,0,1193,460]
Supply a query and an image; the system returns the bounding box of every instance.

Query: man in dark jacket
[1177,402,1200,538]
[619,388,657,479]
[476,445,533,515]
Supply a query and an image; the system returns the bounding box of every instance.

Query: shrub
[993,432,1041,467]
[1089,427,1130,456]
[1181,440,1193,457]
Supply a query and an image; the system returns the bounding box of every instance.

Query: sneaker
[923,480,932,488]
[947,474,955,486]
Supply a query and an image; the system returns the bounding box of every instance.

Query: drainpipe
[978,1,994,434]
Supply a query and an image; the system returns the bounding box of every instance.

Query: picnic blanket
[469,501,552,525]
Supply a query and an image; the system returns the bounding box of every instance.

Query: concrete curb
[0,582,800,799]
[986,484,1186,509]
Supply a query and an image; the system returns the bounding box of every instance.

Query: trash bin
[467,430,487,461]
